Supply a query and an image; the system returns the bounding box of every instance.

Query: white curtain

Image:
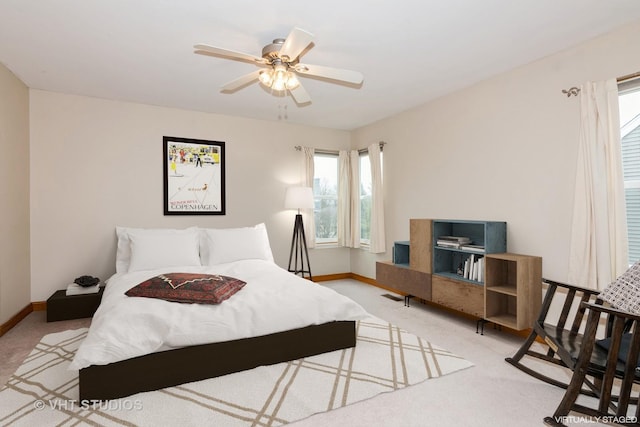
[337,150,361,248]
[568,79,628,290]
[368,143,386,253]
[303,146,316,249]
[337,150,351,246]
[338,150,353,247]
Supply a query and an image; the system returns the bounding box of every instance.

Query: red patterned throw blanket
[125,272,246,304]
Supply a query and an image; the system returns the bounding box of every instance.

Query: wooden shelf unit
[432,219,507,284]
[376,261,431,301]
[375,219,432,301]
[409,218,431,273]
[430,274,485,317]
[484,253,542,331]
[392,241,410,267]
[431,220,506,316]
[376,218,542,333]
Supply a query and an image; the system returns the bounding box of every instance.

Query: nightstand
[46,287,105,322]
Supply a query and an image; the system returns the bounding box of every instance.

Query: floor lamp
[285,186,314,280]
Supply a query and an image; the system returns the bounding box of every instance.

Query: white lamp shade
[285,186,314,209]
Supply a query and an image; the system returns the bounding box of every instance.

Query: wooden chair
[505,278,603,391]
[544,302,640,426]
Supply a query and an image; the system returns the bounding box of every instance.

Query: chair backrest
[540,279,602,334]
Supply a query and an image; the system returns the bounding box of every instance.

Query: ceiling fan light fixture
[196,26,364,103]
[272,79,285,91]
[285,72,300,90]
[258,70,273,86]
[271,65,288,91]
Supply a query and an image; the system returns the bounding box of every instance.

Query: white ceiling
[2,1,640,130]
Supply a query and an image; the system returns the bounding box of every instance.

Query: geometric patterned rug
[0,316,473,426]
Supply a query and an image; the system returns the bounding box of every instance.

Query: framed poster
[163,136,226,215]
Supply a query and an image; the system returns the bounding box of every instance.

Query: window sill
[314,242,340,249]
[311,242,371,250]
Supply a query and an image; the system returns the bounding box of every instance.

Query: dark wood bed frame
[79,320,356,400]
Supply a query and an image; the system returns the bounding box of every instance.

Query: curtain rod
[562,71,640,97]
[618,71,640,93]
[618,71,640,83]
[295,141,386,154]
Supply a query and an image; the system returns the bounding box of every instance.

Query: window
[311,148,382,247]
[313,153,338,244]
[619,79,640,263]
[359,152,372,245]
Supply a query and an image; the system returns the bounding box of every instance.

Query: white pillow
[200,223,274,266]
[115,226,198,273]
[127,228,201,272]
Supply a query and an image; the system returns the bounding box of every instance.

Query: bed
[71,225,369,400]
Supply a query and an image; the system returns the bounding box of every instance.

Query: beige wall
[0,63,30,324]
[29,91,351,301]
[350,20,640,282]
[18,18,640,305]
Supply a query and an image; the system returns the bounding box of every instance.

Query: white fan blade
[194,44,267,64]
[221,70,261,92]
[279,27,314,61]
[295,63,363,85]
[289,82,311,104]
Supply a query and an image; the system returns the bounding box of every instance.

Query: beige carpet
[0,315,472,426]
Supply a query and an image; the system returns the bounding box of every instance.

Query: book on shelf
[437,236,472,249]
[438,236,472,243]
[471,254,477,280]
[460,244,485,253]
[462,254,484,282]
[437,240,463,248]
[463,254,475,280]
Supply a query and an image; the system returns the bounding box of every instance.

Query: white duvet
[70,259,369,370]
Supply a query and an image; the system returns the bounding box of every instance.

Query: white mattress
[70,259,369,370]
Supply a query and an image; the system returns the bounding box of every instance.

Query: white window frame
[619,77,640,263]
[359,151,372,247]
[312,152,339,245]
[310,148,383,248]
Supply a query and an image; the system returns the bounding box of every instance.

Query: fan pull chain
[278,105,288,121]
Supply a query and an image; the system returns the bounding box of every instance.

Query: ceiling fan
[194,27,364,104]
